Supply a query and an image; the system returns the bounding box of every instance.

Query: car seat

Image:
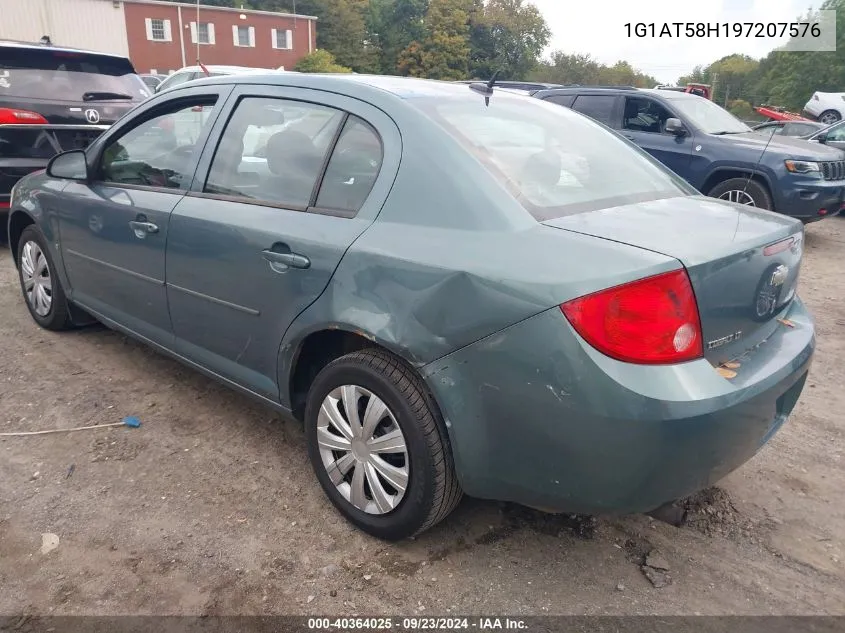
[264,130,323,208]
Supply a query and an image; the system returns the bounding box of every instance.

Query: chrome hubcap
[20,240,52,317]
[718,189,756,205]
[820,113,839,124]
[317,385,409,515]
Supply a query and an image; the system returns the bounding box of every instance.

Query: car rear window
[0,46,149,102]
[412,92,693,220]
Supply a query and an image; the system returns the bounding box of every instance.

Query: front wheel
[305,348,462,540]
[17,225,73,331]
[707,177,773,210]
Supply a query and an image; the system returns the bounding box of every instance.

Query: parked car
[140,73,166,91]
[534,86,845,222]
[155,65,274,93]
[753,119,845,153]
[807,120,845,152]
[803,91,845,125]
[7,75,815,540]
[0,39,150,231]
[751,120,827,139]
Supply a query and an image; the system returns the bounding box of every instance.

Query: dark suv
[1,40,149,230]
[533,86,845,222]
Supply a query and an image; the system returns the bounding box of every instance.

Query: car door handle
[262,249,310,270]
[128,220,159,237]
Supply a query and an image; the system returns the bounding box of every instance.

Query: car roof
[532,86,708,101]
[189,72,498,99]
[0,39,131,60]
[175,65,271,74]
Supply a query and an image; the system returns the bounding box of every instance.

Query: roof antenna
[196,0,209,76]
[486,69,501,91]
[469,69,502,106]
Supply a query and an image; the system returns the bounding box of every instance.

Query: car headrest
[266,130,321,177]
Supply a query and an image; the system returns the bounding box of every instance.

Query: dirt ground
[0,219,843,617]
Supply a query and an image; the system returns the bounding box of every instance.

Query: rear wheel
[17,226,73,331]
[707,177,773,210]
[305,348,462,540]
[819,110,841,125]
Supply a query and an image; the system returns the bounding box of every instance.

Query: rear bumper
[422,298,814,515]
[777,178,844,221]
[803,102,823,118]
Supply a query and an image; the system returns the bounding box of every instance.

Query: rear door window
[204,96,344,208]
[0,46,148,102]
[315,116,383,214]
[571,95,618,126]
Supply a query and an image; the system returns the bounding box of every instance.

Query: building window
[145,18,172,42]
[271,28,293,50]
[191,21,215,45]
[233,25,255,47]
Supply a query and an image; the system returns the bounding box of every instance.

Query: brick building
[0,0,317,75]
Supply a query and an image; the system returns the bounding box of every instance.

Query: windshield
[0,46,149,102]
[412,92,693,220]
[668,96,750,135]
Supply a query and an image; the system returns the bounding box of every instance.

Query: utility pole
[196,0,200,66]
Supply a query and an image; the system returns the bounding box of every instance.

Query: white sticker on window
[0,70,10,89]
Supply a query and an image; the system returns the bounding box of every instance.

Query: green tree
[530,52,658,87]
[469,0,551,80]
[369,0,429,74]
[398,0,471,80]
[294,49,353,73]
[289,0,379,72]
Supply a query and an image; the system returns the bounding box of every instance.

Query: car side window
[754,125,779,139]
[205,96,344,209]
[622,97,673,134]
[159,72,192,91]
[315,116,383,214]
[781,123,806,136]
[99,99,217,189]
[825,123,845,141]
[571,95,617,126]
[544,94,575,107]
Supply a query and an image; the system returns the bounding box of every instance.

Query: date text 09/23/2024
[624,21,822,38]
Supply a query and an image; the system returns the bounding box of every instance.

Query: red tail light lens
[0,108,48,125]
[560,269,703,365]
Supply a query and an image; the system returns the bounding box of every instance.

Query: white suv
[804,91,845,125]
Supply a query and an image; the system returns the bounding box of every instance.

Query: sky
[531,0,824,83]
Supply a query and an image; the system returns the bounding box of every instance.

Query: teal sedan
[6,74,814,540]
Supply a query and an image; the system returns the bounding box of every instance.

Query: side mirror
[47,150,88,181]
[665,118,686,136]
[815,132,828,144]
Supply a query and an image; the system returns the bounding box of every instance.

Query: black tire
[819,110,841,125]
[707,177,773,210]
[305,348,462,540]
[16,225,73,331]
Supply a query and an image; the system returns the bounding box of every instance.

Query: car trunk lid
[0,45,146,163]
[544,195,804,364]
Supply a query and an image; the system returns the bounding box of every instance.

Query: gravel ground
[0,219,843,616]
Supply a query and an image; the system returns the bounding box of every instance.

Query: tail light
[0,108,48,125]
[560,269,703,365]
